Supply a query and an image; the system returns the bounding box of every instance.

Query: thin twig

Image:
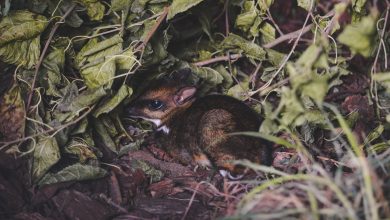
[135,6,169,52]
[26,3,77,112]
[193,54,242,66]
[262,24,313,49]
[263,0,284,36]
[181,181,206,220]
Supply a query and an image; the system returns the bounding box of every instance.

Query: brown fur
[127,72,272,175]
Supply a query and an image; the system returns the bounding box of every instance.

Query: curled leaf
[337,12,378,57]
[236,1,258,32]
[93,85,133,117]
[221,33,266,60]
[64,138,97,163]
[55,84,107,122]
[77,0,105,21]
[0,10,48,68]
[167,0,205,20]
[38,164,107,186]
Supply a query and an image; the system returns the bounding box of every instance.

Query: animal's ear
[173,87,197,106]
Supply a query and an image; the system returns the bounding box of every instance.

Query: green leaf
[221,33,266,60]
[76,36,123,89]
[373,72,390,93]
[167,0,205,20]
[258,0,274,11]
[77,0,105,21]
[259,118,278,135]
[93,85,133,117]
[112,0,132,11]
[372,72,390,82]
[40,46,68,97]
[265,48,285,66]
[132,159,164,182]
[55,84,107,122]
[278,87,305,126]
[186,64,224,95]
[94,118,117,153]
[81,59,117,89]
[116,48,137,70]
[352,0,367,13]
[64,138,97,163]
[227,80,250,100]
[71,118,89,135]
[32,137,61,182]
[296,44,328,69]
[301,74,329,105]
[0,38,41,69]
[0,10,48,68]
[0,10,48,46]
[59,86,107,113]
[118,140,143,157]
[297,0,314,11]
[38,164,107,186]
[214,65,233,90]
[260,22,275,44]
[337,12,378,57]
[249,17,262,38]
[296,109,328,127]
[235,0,258,33]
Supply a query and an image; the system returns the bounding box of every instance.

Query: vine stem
[26,3,77,112]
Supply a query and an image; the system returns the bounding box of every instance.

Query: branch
[193,54,242,66]
[262,24,313,49]
[26,3,77,112]
[135,6,169,52]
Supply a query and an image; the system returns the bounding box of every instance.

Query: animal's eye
[148,100,164,110]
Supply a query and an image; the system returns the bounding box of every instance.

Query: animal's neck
[161,102,193,133]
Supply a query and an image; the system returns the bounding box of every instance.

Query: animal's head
[127,69,197,131]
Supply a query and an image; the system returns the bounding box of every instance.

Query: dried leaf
[93,85,133,117]
[64,138,97,163]
[337,12,378,57]
[38,164,107,186]
[235,0,259,34]
[167,0,205,20]
[77,0,105,21]
[32,137,61,182]
[297,0,313,11]
[221,33,266,60]
[0,10,48,68]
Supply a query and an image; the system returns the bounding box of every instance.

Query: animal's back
[171,95,272,172]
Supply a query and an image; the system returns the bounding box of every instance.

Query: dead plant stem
[26,3,77,112]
